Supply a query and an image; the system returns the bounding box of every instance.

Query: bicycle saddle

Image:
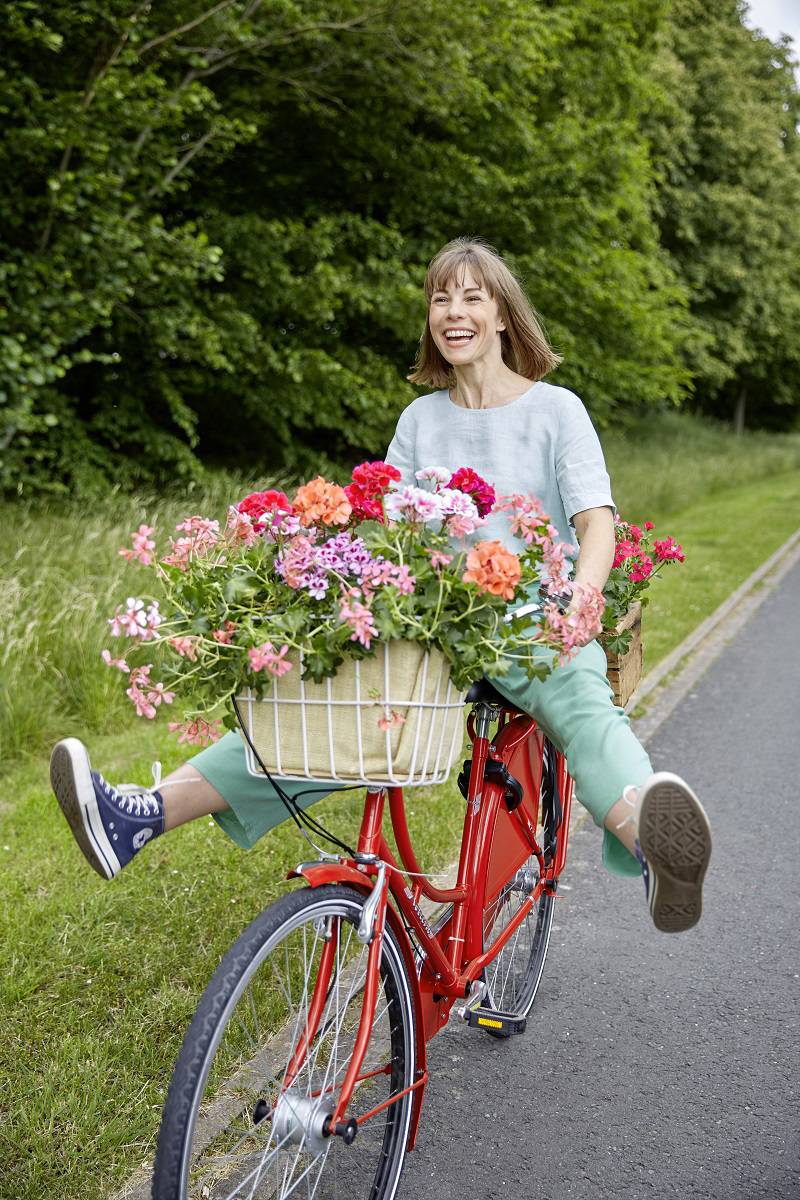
[466,677,517,708]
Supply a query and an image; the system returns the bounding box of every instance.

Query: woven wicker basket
[603,601,643,708]
[235,640,465,787]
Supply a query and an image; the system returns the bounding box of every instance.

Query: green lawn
[631,471,800,669]
[1,418,799,1200]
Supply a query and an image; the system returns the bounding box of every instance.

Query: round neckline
[443,380,542,411]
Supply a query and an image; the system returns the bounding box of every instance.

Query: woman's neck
[448,365,535,410]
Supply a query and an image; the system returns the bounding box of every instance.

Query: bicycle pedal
[465,1006,527,1035]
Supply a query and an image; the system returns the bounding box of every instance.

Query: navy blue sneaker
[50,738,165,879]
[634,772,712,933]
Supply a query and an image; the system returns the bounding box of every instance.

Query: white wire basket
[235,640,466,787]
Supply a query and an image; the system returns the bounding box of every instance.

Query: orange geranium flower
[293,477,352,527]
[462,539,522,600]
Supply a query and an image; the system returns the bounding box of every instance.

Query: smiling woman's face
[428,266,506,367]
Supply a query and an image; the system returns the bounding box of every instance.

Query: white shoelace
[114,762,182,816]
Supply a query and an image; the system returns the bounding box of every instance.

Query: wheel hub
[509,866,538,893]
[272,1090,331,1156]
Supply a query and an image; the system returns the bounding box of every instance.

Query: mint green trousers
[190,638,651,878]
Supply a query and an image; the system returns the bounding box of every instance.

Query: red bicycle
[152,676,575,1199]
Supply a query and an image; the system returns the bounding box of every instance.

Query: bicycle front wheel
[152,885,416,1200]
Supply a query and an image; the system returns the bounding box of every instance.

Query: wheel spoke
[483,850,554,1020]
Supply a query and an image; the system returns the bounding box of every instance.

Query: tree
[644,0,800,430]
[1,1,693,495]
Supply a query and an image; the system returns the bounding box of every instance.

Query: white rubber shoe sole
[637,771,712,933]
[50,738,121,880]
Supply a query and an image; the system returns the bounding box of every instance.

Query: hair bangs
[425,245,500,301]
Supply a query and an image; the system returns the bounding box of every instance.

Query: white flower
[384,486,445,524]
[415,466,451,487]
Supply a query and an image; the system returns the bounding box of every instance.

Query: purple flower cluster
[276,531,387,598]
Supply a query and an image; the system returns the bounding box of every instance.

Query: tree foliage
[1,0,797,495]
[645,0,800,430]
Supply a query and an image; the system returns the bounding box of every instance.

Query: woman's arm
[569,506,615,611]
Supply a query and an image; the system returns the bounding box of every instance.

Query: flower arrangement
[104,463,605,746]
[600,515,686,655]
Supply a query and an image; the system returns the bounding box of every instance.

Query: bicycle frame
[288,699,575,1150]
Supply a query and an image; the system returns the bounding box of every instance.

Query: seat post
[473,702,498,741]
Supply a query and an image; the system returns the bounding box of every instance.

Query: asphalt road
[400,559,800,1200]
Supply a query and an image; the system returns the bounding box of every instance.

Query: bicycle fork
[280,860,418,1145]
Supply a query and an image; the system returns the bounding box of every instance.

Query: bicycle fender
[287,861,429,1151]
[287,861,375,890]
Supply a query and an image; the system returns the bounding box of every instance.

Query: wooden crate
[603,601,643,708]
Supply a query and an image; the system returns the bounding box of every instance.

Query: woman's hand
[566,506,615,644]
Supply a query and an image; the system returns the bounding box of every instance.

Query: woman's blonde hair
[407,236,562,388]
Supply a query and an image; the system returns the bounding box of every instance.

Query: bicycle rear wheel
[481,741,560,1023]
[152,885,416,1200]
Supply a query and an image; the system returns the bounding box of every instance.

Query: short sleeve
[385,406,417,487]
[555,393,615,524]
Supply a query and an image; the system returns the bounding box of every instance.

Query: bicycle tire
[480,743,559,1026]
[152,884,416,1200]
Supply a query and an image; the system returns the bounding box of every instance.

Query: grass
[1,410,799,1199]
[603,407,800,520]
[630,471,800,669]
[0,730,467,1200]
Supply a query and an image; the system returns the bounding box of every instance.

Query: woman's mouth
[443,329,476,349]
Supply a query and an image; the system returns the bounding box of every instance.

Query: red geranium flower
[237,489,293,525]
[448,467,496,518]
[345,461,402,523]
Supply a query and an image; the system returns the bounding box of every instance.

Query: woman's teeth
[445,330,475,346]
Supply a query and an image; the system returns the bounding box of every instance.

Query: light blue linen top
[384,380,615,554]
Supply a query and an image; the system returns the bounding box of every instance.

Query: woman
[50,237,711,933]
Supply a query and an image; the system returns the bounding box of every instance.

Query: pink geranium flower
[119,524,156,566]
[168,718,222,746]
[278,533,317,589]
[541,539,574,591]
[126,665,175,719]
[101,649,130,672]
[109,597,148,639]
[541,584,606,665]
[224,506,260,547]
[377,709,406,732]
[162,516,220,569]
[211,620,238,645]
[495,493,552,546]
[248,642,293,677]
[339,588,378,648]
[169,635,200,661]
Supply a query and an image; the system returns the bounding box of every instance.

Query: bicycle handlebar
[503,600,545,624]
